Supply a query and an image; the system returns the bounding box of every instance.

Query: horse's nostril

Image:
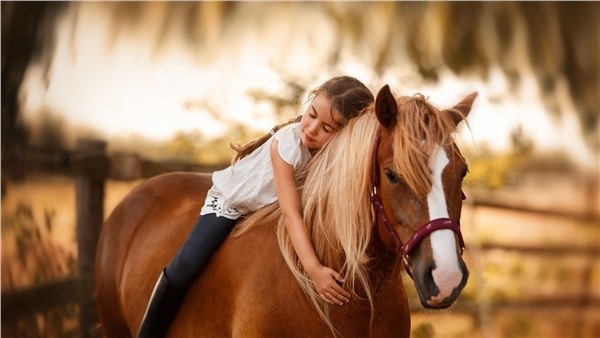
[423,264,439,297]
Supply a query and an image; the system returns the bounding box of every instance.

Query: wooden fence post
[76,138,107,338]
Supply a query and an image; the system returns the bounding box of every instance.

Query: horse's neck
[365,223,402,295]
[335,224,402,322]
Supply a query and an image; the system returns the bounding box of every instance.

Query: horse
[95,84,476,337]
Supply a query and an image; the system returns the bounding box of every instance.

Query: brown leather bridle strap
[370,191,403,252]
[370,126,403,252]
[370,126,466,278]
[403,218,465,256]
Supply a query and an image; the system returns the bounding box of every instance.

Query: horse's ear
[375,84,398,129]
[446,92,478,126]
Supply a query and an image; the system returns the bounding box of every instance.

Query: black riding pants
[164,213,238,290]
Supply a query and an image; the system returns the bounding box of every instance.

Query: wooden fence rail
[5,145,228,181]
[1,275,93,322]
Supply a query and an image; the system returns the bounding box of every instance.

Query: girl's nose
[307,121,319,135]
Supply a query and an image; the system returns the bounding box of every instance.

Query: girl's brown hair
[231,76,374,164]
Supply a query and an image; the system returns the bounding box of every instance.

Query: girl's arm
[271,140,350,305]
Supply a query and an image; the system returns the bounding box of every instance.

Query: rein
[369,126,466,279]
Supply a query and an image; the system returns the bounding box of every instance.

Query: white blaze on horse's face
[426,145,463,306]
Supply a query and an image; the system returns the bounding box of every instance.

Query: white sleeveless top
[201,123,311,219]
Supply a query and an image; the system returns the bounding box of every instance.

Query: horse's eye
[384,169,400,184]
[461,167,469,181]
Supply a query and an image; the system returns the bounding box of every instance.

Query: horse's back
[95,171,321,337]
[95,172,212,337]
[95,171,330,337]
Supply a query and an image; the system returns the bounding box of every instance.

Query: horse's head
[372,85,475,309]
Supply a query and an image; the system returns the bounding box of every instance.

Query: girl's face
[300,93,343,151]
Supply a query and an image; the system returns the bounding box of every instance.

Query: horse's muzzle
[416,259,469,309]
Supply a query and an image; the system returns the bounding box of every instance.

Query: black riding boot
[136,270,185,338]
[137,213,237,338]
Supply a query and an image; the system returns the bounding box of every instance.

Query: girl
[137,76,374,338]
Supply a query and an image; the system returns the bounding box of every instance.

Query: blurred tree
[165,130,205,162]
[3,2,598,161]
[247,77,307,120]
[510,125,533,156]
[1,2,67,179]
[33,110,67,151]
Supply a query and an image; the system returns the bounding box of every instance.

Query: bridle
[369,126,466,279]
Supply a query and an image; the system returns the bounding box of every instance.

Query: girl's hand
[270,142,350,305]
[307,264,351,305]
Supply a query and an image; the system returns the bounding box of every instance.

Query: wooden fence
[2,139,227,338]
[2,139,599,337]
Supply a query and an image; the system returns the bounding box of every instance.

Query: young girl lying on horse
[137,75,375,338]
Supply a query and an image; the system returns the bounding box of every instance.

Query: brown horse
[95,85,476,337]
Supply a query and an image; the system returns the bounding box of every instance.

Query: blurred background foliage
[3,2,598,163]
[2,201,78,337]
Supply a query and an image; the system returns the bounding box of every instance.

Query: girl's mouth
[304,133,314,143]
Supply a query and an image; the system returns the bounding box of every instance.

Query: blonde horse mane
[389,93,466,197]
[232,111,378,334]
[232,93,465,334]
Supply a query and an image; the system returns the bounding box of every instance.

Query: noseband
[370,126,466,278]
